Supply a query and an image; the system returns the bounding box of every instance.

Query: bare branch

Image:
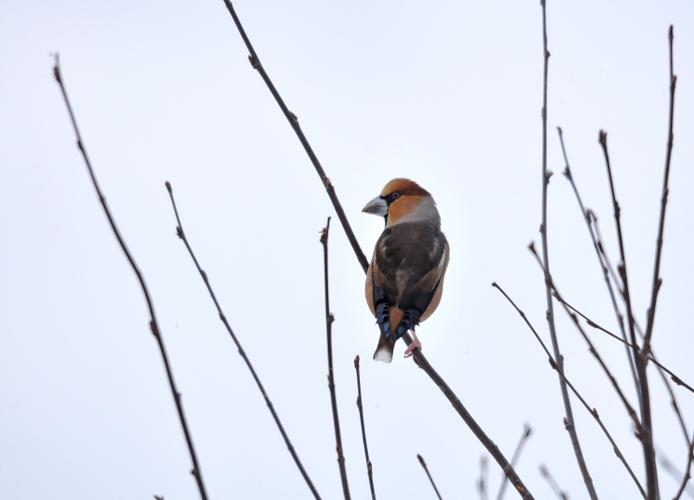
[417,454,444,500]
[354,355,377,500]
[557,126,640,398]
[496,425,533,500]
[52,56,209,500]
[600,130,659,498]
[537,3,597,497]
[217,3,535,498]
[165,182,322,499]
[659,441,694,500]
[643,25,677,352]
[562,128,693,487]
[493,282,646,497]
[320,218,352,500]
[674,436,694,500]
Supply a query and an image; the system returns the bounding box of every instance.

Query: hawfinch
[363,179,449,362]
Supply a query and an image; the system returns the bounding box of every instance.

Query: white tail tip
[373,346,393,363]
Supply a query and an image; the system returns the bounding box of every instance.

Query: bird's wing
[373,222,448,316]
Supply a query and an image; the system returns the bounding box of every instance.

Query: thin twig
[600,130,659,498]
[165,182,322,500]
[218,3,535,498]
[674,436,694,500]
[354,355,377,500]
[496,425,533,500]
[320,218,351,500]
[52,56,209,500]
[537,3,597,498]
[590,212,623,294]
[539,465,569,500]
[493,282,646,497]
[417,454,444,500]
[643,25,677,353]
[641,28,678,495]
[558,126,640,399]
[659,439,694,500]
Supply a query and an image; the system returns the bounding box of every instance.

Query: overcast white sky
[2,1,693,499]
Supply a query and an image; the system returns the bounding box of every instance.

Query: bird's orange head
[362,178,438,227]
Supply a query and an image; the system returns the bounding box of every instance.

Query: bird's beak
[362,196,388,217]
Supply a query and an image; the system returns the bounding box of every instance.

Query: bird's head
[362,178,440,227]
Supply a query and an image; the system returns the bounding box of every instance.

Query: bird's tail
[373,335,396,363]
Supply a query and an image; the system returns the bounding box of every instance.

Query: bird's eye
[391,192,401,200]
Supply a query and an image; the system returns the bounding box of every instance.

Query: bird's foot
[403,332,421,358]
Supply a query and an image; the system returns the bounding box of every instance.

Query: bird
[363,178,449,362]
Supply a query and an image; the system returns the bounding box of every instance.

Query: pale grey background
[1,1,693,498]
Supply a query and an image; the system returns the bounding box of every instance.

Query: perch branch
[53,56,209,500]
[320,218,352,500]
[218,2,534,498]
[354,355,377,500]
[165,182,321,499]
[220,0,368,272]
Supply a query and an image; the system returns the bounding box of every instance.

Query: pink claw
[403,332,422,358]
